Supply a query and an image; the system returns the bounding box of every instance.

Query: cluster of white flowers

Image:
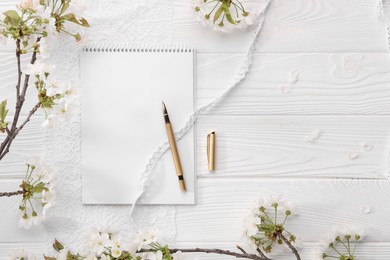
[82,231,123,259]
[316,225,365,260]
[65,228,181,260]
[23,49,78,129]
[193,0,259,33]
[241,194,299,255]
[17,157,55,229]
[0,0,85,130]
[9,248,39,260]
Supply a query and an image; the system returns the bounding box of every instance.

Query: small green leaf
[79,18,90,27]
[31,182,48,193]
[0,99,9,132]
[225,13,236,24]
[213,6,223,23]
[3,10,21,24]
[62,13,89,27]
[60,1,70,15]
[0,99,6,120]
[53,239,64,252]
[44,256,56,260]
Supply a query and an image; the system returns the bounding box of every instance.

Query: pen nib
[162,101,167,114]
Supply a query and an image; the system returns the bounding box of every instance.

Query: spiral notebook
[80,45,195,205]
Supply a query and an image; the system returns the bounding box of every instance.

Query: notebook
[80,45,195,205]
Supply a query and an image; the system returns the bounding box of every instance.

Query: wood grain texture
[173,0,388,53]
[196,53,390,115]
[0,180,47,243]
[176,179,390,243]
[0,243,47,259]
[195,115,390,178]
[172,242,390,260]
[0,0,389,258]
[0,116,45,179]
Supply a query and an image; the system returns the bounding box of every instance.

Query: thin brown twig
[11,37,40,132]
[16,39,22,98]
[167,248,269,260]
[278,232,301,260]
[0,190,24,197]
[0,38,41,160]
[257,248,270,260]
[236,245,247,254]
[0,102,40,160]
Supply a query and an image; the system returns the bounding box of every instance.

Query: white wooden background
[1,0,390,259]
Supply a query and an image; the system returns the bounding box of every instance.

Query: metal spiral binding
[82,44,193,53]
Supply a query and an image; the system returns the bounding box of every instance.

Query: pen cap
[207,131,216,171]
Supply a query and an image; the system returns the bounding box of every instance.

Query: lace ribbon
[130,0,272,215]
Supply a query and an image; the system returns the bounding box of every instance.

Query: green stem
[274,206,277,224]
[330,244,344,257]
[282,215,288,226]
[233,0,246,12]
[208,1,220,17]
[262,211,274,225]
[232,2,244,12]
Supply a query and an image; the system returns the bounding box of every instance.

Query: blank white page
[81,47,195,204]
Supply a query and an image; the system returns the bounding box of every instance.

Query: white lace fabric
[44,0,270,253]
[45,0,175,252]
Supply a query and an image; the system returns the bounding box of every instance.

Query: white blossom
[18,215,32,229]
[17,0,39,10]
[279,200,298,216]
[52,98,74,120]
[45,77,67,97]
[314,249,325,260]
[111,246,122,258]
[23,61,43,76]
[172,251,183,260]
[131,228,158,251]
[33,164,53,183]
[42,114,55,129]
[38,40,50,59]
[67,0,87,19]
[42,186,56,216]
[86,232,111,255]
[9,248,28,260]
[318,225,365,253]
[56,249,69,260]
[42,63,55,74]
[193,0,260,33]
[31,214,41,225]
[139,251,162,260]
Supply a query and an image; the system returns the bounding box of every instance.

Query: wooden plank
[195,115,390,178]
[173,0,388,53]
[172,241,390,260]
[0,116,45,178]
[196,53,390,115]
[0,243,47,259]
[176,179,390,242]
[0,180,47,243]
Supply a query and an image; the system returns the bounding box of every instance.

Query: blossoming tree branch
[0,0,88,160]
[0,0,88,226]
[13,195,365,260]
